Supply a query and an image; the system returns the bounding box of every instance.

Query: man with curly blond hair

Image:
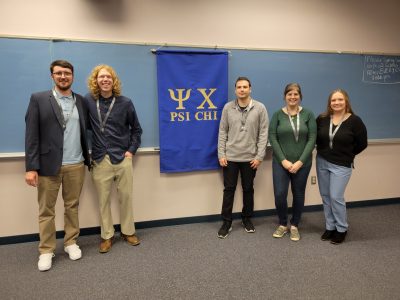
[85,65,142,253]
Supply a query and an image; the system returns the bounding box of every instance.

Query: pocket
[124,156,133,164]
[123,156,133,167]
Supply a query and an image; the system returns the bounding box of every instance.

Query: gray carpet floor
[1,204,399,300]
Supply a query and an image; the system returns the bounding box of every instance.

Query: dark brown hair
[50,60,74,74]
[284,83,302,100]
[235,76,251,87]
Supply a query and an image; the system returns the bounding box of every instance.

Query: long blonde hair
[320,89,354,118]
[87,64,122,99]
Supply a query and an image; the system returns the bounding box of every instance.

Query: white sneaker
[64,244,82,261]
[38,253,54,271]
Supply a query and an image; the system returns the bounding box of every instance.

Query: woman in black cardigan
[316,89,368,244]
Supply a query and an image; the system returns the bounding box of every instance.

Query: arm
[254,105,269,162]
[82,96,96,168]
[268,111,292,169]
[298,110,317,163]
[83,96,93,131]
[25,94,40,173]
[77,95,92,168]
[25,94,40,186]
[218,106,229,167]
[353,115,368,155]
[315,115,327,150]
[127,100,143,155]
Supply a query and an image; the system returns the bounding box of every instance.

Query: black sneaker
[321,229,336,241]
[217,221,232,239]
[242,218,255,233]
[330,231,347,244]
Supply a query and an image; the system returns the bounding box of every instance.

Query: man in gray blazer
[25,60,90,271]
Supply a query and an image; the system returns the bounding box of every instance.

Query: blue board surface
[1,37,399,152]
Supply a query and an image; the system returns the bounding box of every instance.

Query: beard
[55,81,73,91]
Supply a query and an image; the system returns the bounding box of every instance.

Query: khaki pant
[37,162,85,254]
[91,155,135,240]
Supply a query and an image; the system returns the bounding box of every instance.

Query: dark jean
[272,160,311,227]
[221,161,257,221]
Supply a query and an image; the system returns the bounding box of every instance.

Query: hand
[281,159,293,170]
[25,171,38,187]
[88,160,94,172]
[250,159,261,169]
[125,151,133,158]
[219,158,228,167]
[288,161,303,174]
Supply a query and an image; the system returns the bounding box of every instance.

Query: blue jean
[316,155,352,232]
[221,161,257,221]
[272,160,311,227]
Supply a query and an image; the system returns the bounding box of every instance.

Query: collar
[99,94,115,101]
[282,106,303,115]
[53,87,73,99]
[235,98,253,111]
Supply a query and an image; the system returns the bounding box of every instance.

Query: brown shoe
[99,237,113,253]
[121,233,140,246]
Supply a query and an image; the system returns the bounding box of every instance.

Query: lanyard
[329,114,345,149]
[240,108,249,132]
[52,89,76,131]
[287,108,300,142]
[96,97,116,133]
[237,99,252,132]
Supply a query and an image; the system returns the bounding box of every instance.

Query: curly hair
[87,64,122,99]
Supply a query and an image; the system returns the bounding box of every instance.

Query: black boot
[330,231,347,244]
[321,229,336,241]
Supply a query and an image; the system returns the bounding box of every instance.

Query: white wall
[0,0,399,237]
[1,0,400,53]
[1,144,399,237]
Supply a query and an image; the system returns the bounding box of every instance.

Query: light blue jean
[316,155,352,233]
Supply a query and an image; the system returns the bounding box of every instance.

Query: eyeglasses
[52,71,73,77]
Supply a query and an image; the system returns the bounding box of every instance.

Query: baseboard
[1,197,399,245]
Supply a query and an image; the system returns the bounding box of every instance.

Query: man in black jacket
[25,60,90,271]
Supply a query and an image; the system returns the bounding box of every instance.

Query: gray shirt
[218,99,269,162]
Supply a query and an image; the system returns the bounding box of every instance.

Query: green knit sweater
[268,107,317,166]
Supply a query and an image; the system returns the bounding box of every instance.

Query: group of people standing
[25,60,142,271]
[216,77,368,247]
[24,60,367,272]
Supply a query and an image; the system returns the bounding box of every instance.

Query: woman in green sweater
[269,83,317,241]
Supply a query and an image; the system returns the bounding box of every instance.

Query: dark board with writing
[363,55,400,84]
[1,37,399,152]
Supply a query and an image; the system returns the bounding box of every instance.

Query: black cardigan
[316,114,368,168]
